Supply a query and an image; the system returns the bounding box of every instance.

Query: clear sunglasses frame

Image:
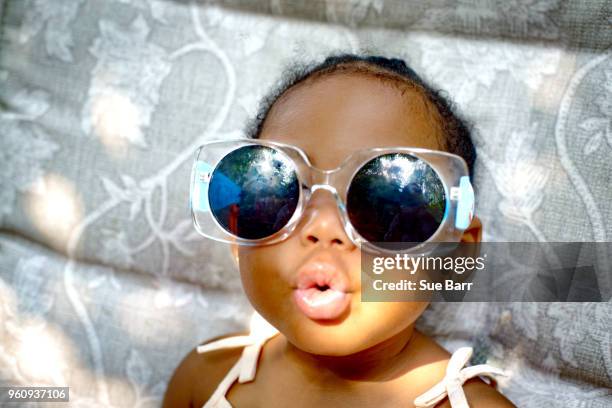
[190,139,474,255]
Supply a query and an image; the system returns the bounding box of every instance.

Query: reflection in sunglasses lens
[208,145,300,239]
[347,153,446,249]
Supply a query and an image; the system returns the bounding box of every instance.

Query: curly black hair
[244,53,476,178]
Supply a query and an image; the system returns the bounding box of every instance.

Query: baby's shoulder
[433,378,515,408]
[162,332,246,408]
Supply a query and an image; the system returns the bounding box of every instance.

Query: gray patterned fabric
[0,1,610,407]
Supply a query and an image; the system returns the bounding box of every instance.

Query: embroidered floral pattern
[580,66,612,156]
[486,125,550,233]
[415,34,560,105]
[18,0,85,62]
[81,15,172,149]
[324,0,384,27]
[0,87,58,222]
[416,0,561,39]
[114,0,170,24]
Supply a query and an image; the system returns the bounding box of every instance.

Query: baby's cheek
[238,246,291,321]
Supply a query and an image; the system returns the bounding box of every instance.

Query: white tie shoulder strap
[197,313,280,408]
[413,346,506,408]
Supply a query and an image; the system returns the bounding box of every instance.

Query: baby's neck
[282,324,417,383]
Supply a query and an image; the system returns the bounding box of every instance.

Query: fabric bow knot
[413,347,506,408]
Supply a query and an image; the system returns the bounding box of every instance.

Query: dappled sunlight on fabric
[90,88,144,157]
[0,279,69,386]
[15,322,150,406]
[530,52,577,113]
[0,278,17,343]
[16,323,68,385]
[116,286,161,344]
[116,279,200,345]
[0,278,160,406]
[500,161,548,198]
[107,374,152,408]
[25,173,83,250]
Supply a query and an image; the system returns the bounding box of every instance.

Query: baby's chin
[284,323,383,356]
[275,302,426,356]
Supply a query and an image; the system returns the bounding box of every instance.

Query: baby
[163,53,515,408]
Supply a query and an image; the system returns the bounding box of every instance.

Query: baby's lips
[295,261,350,292]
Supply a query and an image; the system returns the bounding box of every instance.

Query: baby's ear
[460,215,482,243]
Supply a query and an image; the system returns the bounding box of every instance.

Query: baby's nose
[298,189,355,250]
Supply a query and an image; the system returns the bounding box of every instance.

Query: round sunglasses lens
[347,153,446,249]
[208,145,300,240]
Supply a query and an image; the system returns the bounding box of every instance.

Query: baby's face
[237,73,444,355]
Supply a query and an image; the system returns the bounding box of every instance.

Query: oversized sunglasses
[190,139,474,254]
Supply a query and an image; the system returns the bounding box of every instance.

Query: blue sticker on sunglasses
[208,170,242,210]
[192,161,244,214]
[455,176,474,230]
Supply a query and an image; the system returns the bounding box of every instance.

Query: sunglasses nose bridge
[309,166,332,185]
[308,167,342,198]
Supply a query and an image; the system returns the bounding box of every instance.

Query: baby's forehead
[260,73,444,170]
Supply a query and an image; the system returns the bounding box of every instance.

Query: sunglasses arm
[452,176,475,230]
